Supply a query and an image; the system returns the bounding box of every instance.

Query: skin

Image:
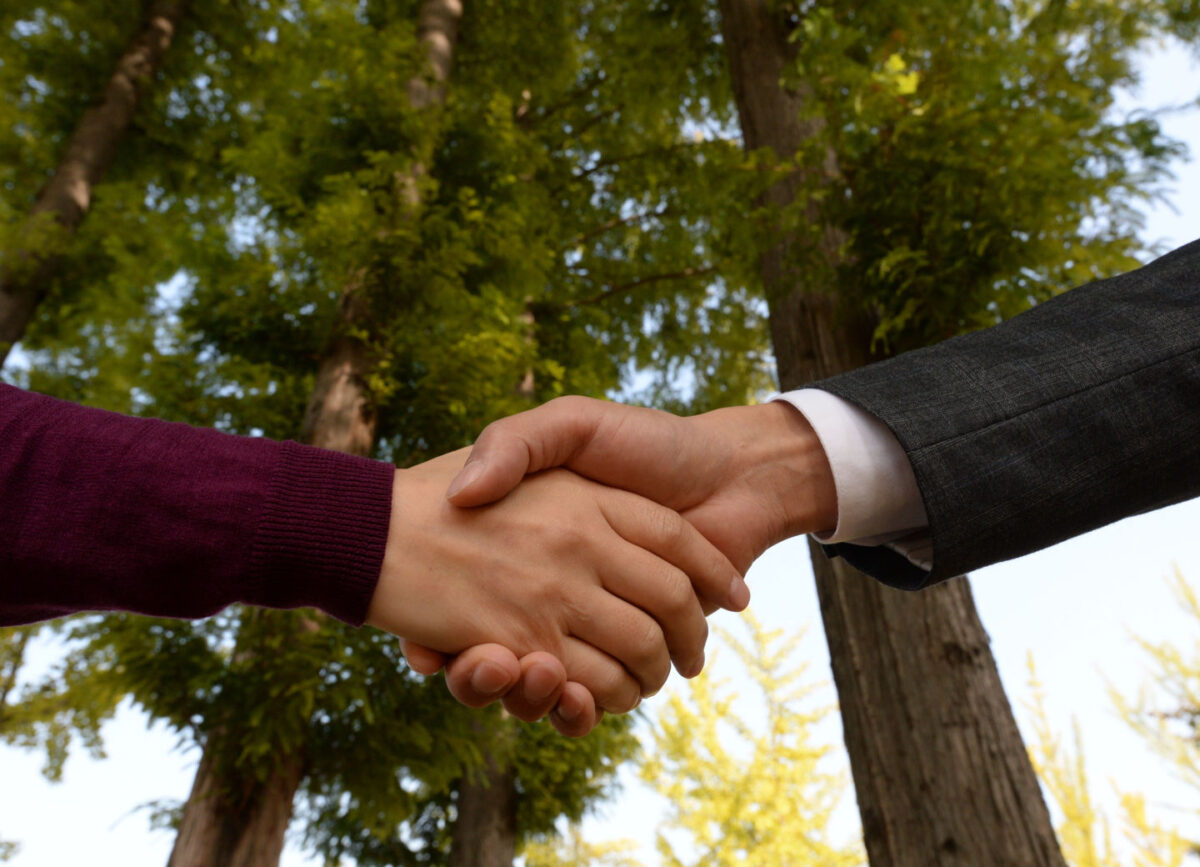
[367,447,747,718]
[397,398,838,736]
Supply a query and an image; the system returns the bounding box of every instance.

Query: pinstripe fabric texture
[817,237,1200,587]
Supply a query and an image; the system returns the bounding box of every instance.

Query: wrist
[366,467,421,638]
[714,402,838,543]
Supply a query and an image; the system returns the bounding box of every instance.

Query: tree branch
[568,206,671,248]
[566,265,719,308]
[572,139,704,183]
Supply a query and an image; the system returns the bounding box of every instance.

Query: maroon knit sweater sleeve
[0,384,394,627]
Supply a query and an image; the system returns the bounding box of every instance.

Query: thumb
[399,638,449,675]
[445,396,605,507]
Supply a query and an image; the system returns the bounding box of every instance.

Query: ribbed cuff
[246,441,395,625]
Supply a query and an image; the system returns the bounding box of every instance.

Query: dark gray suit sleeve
[814,237,1200,588]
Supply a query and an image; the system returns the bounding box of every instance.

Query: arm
[815,236,1200,583]
[0,383,391,625]
[1,386,742,731]
[432,238,1200,723]
[448,238,1200,583]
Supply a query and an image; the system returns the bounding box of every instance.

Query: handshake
[365,396,837,737]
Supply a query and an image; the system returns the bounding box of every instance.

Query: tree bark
[717,3,1064,865]
[301,0,464,448]
[447,744,519,867]
[299,287,379,455]
[0,1,189,369]
[167,4,465,865]
[166,749,305,867]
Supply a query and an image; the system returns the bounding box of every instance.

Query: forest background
[1,1,1200,865]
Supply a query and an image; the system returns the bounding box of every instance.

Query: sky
[2,38,1199,867]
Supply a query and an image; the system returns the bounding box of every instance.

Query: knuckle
[645,656,670,696]
[649,506,686,549]
[548,394,588,413]
[544,523,590,561]
[599,672,642,715]
[627,621,670,691]
[662,568,697,617]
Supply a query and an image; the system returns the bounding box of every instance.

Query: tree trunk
[447,744,519,867]
[299,287,379,455]
[301,0,464,448]
[165,750,305,867]
[444,299,535,867]
[717,3,1065,865]
[0,1,189,369]
[167,4,465,865]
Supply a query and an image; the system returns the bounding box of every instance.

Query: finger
[401,638,451,676]
[564,590,671,701]
[499,652,569,723]
[560,635,644,714]
[595,540,709,679]
[601,490,749,616]
[442,644,521,709]
[548,683,600,737]
[445,396,609,506]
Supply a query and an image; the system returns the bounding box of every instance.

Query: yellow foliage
[520,825,643,867]
[879,53,919,96]
[1026,655,1192,867]
[1113,567,1200,795]
[638,613,862,867]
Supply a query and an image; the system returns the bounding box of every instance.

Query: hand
[367,448,745,715]
[409,397,837,733]
[448,397,836,571]
[402,640,605,737]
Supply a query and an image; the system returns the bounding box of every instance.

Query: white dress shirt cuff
[771,389,932,569]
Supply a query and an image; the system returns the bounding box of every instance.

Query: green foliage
[4,0,1200,862]
[782,0,1198,352]
[0,623,120,782]
[3,1,758,861]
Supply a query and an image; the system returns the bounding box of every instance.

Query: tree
[1115,568,1200,822]
[521,825,642,867]
[2,1,764,864]
[712,0,1197,862]
[7,1,1197,864]
[639,613,861,867]
[1027,656,1193,867]
[0,0,189,368]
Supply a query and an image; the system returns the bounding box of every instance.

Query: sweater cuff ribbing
[247,441,395,625]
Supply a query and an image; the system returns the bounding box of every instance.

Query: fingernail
[728,575,751,611]
[446,460,485,500]
[524,672,558,704]
[555,701,581,723]
[470,662,511,696]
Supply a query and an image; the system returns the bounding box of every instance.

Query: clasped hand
[368,398,835,736]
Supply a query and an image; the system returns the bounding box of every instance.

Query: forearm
[814,237,1200,582]
[0,385,393,625]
